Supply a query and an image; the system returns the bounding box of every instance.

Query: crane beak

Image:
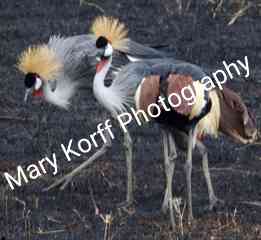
[24,88,31,103]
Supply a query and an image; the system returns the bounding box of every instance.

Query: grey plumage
[120,39,170,60]
[20,33,168,109]
[108,59,207,112]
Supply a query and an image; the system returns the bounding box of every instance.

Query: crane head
[218,87,258,144]
[94,36,114,73]
[96,36,113,59]
[24,72,44,102]
[17,44,62,103]
[90,16,128,52]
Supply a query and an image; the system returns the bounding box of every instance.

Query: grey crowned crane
[17,22,167,199]
[93,42,214,225]
[17,32,166,108]
[90,17,215,225]
[91,17,257,227]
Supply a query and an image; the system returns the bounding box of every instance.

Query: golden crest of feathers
[90,16,129,50]
[17,45,62,80]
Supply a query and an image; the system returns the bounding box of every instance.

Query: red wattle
[96,59,108,73]
[32,89,44,97]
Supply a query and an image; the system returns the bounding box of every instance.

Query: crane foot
[209,196,225,211]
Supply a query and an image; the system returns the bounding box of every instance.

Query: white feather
[134,78,145,110]
[93,60,149,116]
[43,75,78,109]
[35,77,42,90]
[93,58,128,115]
[41,35,96,109]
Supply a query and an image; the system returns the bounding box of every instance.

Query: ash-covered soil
[0,0,261,239]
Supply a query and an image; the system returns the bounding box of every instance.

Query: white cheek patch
[35,77,42,90]
[104,44,113,57]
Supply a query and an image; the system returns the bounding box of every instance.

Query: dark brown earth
[0,0,261,239]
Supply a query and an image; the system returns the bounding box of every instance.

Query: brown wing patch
[217,87,257,143]
[139,75,160,111]
[167,74,195,115]
[221,87,249,124]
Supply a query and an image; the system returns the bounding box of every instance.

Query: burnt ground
[0,0,261,239]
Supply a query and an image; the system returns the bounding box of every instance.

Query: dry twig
[12,197,26,219]
[35,228,67,235]
[73,208,90,230]
[79,0,105,14]
[241,201,261,208]
[0,116,33,122]
[228,2,253,26]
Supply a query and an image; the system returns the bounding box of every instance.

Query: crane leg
[184,128,195,223]
[196,140,223,210]
[162,130,176,231]
[169,132,178,161]
[43,131,113,191]
[161,131,177,213]
[117,130,134,208]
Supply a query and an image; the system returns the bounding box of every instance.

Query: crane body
[18,16,257,230]
[90,16,257,227]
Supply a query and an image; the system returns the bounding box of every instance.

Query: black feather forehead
[24,73,37,88]
[96,36,108,48]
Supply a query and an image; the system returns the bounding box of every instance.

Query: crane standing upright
[90,16,257,227]
[93,36,214,224]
